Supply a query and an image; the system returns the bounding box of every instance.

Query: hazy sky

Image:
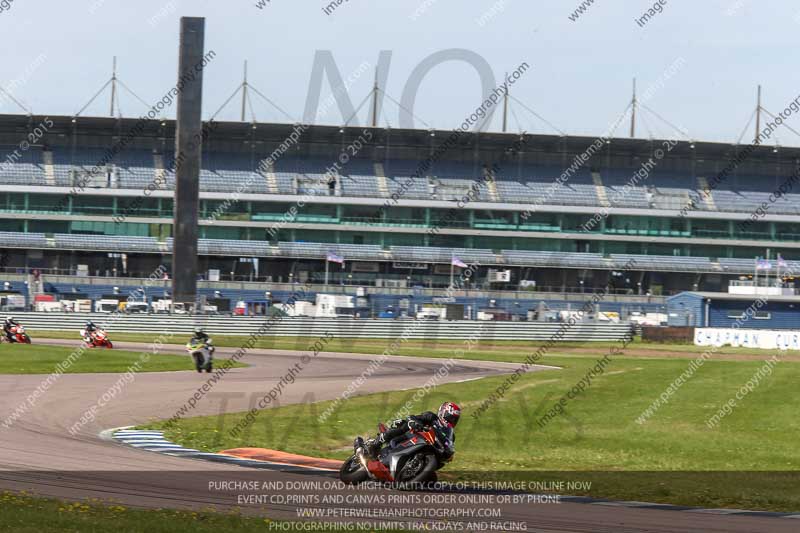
[1,0,799,145]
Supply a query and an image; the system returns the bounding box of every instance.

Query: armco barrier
[15,312,632,341]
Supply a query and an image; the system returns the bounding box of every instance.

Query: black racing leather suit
[3,319,20,341]
[192,331,210,344]
[372,411,455,460]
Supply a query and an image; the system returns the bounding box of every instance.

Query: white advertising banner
[694,328,800,350]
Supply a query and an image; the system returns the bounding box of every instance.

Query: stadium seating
[495,180,539,203]
[0,230,791,275]
[391,246,497,265]
[6,144,800,224]
[431,178,492,202]
[0,231,47,247]
[599,169,651,208]
[340,175,383,197]
[56,234,160,253]
[387,175,430,199]
[0,146,47,185]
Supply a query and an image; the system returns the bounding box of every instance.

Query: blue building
[667,291,800,329]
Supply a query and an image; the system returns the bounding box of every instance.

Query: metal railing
[15,312,634,341]
[0,272,668,304]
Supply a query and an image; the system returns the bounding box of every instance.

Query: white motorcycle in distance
[186,337,214,373]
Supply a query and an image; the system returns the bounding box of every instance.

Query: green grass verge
[0,491,408,532]
[0,344,246,374]
[146,354,800,511]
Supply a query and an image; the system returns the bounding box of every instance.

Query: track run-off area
[0,339,796,532]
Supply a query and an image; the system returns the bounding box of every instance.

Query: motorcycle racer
[82,321,97,343]
[366,401,460,459]
[3,316,20,342]
[188,328,214,367]
[80,322,113,348]
[190,327,211,345]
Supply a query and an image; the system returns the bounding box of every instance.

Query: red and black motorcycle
[3,324,31,344]
[340,422,454,486]
[81,329,113,349]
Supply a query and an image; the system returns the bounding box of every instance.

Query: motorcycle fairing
[366,459,393,481]
[383,441,430,479]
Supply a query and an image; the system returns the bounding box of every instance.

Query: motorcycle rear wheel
[339,455,369,485]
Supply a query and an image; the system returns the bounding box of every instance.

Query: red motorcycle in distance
[81,329,113,349]
[340,422,454,487]
[3,324,31,344]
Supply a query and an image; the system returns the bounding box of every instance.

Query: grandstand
[1,113,799,311]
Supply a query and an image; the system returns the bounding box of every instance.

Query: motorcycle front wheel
[395,453,438,488]
[339,455,369,485]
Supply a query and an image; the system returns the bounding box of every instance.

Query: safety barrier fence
[15,312,633,341]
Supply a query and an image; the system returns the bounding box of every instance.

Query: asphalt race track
[0,339,796,532]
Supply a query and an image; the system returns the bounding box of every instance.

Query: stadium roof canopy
[0,113,796,166]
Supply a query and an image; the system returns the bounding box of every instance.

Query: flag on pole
[451,256,468,268]
[326,251,344,264]
[756,258,772,270]
[777,254,788,268]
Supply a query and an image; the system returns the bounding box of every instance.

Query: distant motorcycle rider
[191,327,211,346]
[367,402,461,459]
[83,321,98,343]
[3,316,20,342]
[189,327,214,364]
